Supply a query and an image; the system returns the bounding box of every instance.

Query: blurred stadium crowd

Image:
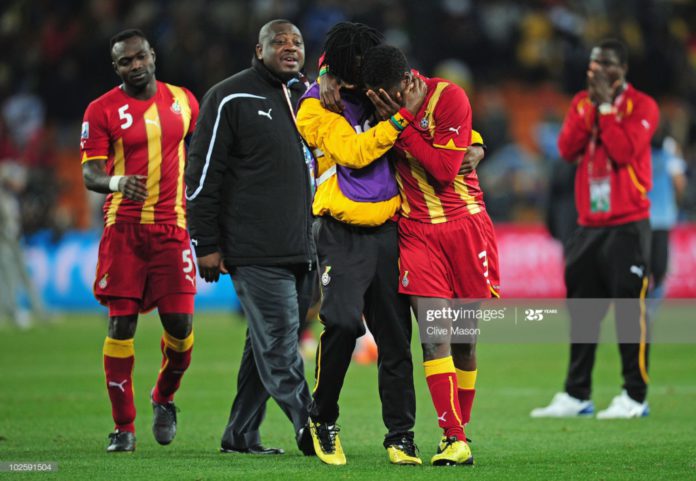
[1,0,696,236]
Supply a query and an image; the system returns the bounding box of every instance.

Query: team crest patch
[321,266,332,286]
[171,100,182,114]
[402,271,409,287]
[98,273,109,289]
[420,118,429,129]
[81,121,89,139]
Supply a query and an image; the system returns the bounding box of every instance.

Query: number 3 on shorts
[478,250,489,281]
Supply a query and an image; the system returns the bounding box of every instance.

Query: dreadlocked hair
[322,22,383,86]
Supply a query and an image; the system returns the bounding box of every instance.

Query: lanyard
[588,89,626,178]
[281,83,298,124]
[282,81,316,192]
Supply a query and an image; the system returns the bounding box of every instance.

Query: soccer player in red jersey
[80,29,199,452]
[362,45,500,466]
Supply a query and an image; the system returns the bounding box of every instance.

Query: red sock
[152,331,193,404]
[424,357,465,441]
[456,369,477,428]
[103,337,136,433]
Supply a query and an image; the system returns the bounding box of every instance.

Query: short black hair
[361,44,409,91]
[322,22,383,86]
[598,38,628,65]
[110,29,148,50]
[258,19,294,43]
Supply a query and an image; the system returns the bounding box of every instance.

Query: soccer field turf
[1,312,695,480]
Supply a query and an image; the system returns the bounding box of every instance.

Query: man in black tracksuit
[185,20,315,455]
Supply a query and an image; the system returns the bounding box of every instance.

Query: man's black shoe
[296,424,315,456]
[151,394,178,445]
[107,430,135,452]
[220,444,284,455]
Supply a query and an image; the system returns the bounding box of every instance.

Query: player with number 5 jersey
[80,29,199,453]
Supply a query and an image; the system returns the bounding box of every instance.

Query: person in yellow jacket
[295,22,485,466]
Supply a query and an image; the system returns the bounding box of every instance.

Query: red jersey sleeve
[396,84,472,186]
[80,100,110,163]
[598,93,658,167]
[557,93,594,162]
[184,88,200,135]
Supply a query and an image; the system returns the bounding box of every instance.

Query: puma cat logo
[108,380,128,392]
[258,108,272,120]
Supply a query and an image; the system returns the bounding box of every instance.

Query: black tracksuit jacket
[185,58,316,268]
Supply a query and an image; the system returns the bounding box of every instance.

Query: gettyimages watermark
[416,298,696,344]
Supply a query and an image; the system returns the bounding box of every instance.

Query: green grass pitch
[1,312,695,480]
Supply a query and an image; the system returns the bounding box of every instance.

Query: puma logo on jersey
[258,108,272,120]
[438,411,447,422]
[448,126,461,135]
[108,379,128,392]
[145,119,160,129]
[185,274,195,285]
[630,265,644,278]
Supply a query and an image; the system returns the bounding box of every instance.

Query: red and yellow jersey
[80,81,199,227]
[393,74,485,224]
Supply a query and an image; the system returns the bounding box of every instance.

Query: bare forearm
[82,160,147,201]
[82,162,111,194]
[82,161,112,193]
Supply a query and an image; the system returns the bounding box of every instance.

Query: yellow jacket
[296,96,484,226]
[296,96,408,226]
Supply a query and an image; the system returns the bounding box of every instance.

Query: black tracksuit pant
[221,264,314,449]
[564,219,651,403]
[309,217,415,446]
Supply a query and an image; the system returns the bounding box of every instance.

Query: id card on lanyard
[587,100,620,214]
[588,129,611,214]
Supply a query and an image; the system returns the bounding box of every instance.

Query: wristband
[389,110,412,132]
[319,65,329,77]
[389,115,406,131]
[397,107,415,124]
[109,175,124,192]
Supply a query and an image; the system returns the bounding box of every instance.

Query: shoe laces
[315,422,340,454]
[108,430,130,441]
[155,402,179,422]
[440,435,459,451]
[392,436,419,457]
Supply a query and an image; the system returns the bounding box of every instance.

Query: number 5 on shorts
[183,249,195,285]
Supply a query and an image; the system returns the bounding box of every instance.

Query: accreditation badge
[589,176,611,213]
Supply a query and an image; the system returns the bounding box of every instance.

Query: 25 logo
[525,309,544,321]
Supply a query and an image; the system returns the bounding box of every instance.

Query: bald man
[185,19,316,455]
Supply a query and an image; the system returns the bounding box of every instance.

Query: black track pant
[309,217,415,446]
[564,219,651,403]
[221,264,313,449]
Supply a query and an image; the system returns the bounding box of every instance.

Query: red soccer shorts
[398,213,500,299]
[94,223,197,312]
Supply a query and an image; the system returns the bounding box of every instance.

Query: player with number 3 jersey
[362,45,499,466]
[80,29,199,453]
